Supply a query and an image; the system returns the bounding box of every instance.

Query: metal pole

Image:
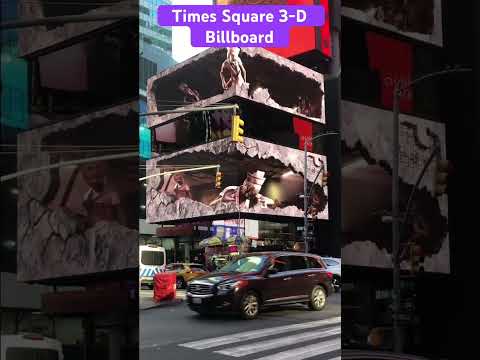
[1,151,138,182]
[139,104,239,117]
[304,139,309,253]
[303,132,338,253]
[139,164,220,182]
[392,84,402,353]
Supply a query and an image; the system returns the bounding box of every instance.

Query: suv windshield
[219,256,267,273]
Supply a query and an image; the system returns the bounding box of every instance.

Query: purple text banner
[157,5,325,47]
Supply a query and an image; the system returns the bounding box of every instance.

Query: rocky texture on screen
[341,100,449,273]
[16,103,138,281]
[146,138,328,223]
[147,47,325,128]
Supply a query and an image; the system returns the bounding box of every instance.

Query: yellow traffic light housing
[231,115,244,143]
[215,171,223,189]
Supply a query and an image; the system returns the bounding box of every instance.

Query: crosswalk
[179,316,341,360]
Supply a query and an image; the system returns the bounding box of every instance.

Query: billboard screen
[342,0,443,47]
[147,47,325,129]
[341,100,449,273]
[17,103,138,281]
[215,0,332,59]
[146,138,328,223]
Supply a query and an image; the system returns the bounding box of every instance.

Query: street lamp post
[391,67,472,353]
[303,132,339,253]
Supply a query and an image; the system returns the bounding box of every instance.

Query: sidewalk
[140,289,186,310]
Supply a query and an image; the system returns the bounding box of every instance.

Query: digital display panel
[147,47,325,129]
[16,102,138,281]
[342,0,443,47]
[146,137,328,223]
[341,100,449,273]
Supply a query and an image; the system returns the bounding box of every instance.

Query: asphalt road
[140,291,341,360]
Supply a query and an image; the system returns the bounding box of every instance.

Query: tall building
[139,0,175,103]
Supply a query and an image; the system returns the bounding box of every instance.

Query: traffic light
[215,171,223,189]
[231,115,245,143]
[434,159,450,196]
[320,171,329,187]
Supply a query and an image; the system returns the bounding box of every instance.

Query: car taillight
[325,272,333,279]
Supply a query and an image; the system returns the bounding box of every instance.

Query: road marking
[215,326,340,357]
[250,339,340,360]
[179,316,340,350]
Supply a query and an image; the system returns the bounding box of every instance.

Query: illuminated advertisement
[342,0,443,47]
[215,0,332,59]
[146,137,328,223]
[147,47,325,129]
[341,100,449,273]
[17,103,138,281]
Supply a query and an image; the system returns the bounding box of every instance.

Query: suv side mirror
[267,268,278,276]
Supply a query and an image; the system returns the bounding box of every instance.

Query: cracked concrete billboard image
[342,0,443,47]
[147,47,325,129]
[341,100,449,273]
[16,103,138,281]
[146,138,328,223]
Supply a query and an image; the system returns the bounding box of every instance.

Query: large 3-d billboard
[215,0,332,59]
[146,138,328,223]
[341,100,449,273]
[17,103,138,281]
[147,47,325,129]
[342,0,443,47]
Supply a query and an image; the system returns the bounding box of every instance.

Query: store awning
[199,236,222,248]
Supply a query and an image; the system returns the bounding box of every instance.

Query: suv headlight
[217,281,244,293]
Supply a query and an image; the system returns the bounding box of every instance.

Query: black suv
[186,252,334,319]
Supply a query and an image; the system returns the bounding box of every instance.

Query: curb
[140,298,184,310]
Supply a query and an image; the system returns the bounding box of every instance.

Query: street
[140,290,341,360]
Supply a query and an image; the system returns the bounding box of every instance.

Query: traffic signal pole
[391,67,471,354]
[302,132,339,253]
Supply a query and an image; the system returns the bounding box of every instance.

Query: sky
[171,0,213,63]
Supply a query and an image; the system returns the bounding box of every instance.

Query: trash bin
[153,272,176,302]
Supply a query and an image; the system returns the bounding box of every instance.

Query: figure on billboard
[80,161,126,227]
[307,184,328,217]
[210,170,274,210]
[171,174,192,200]
[220,47,248,90]
[178,82,201,103]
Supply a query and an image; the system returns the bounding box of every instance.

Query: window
[219,256,267,273]
[141,251,165,266]
[289,256,307,270]
[271,256,291,272]
[6,348,59,360]
[306,257,323,269]
[324,259,339,267]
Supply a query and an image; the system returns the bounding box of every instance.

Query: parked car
[186,252,334,319]
[1,333,64,360]
[342,350,430,360]
[166,263,208,289]
[321,256,341,292]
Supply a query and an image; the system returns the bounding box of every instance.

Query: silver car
[321,257,341,292]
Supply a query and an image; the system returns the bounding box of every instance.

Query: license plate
[192,297,202,304]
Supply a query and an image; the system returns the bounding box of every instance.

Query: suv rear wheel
[309,285,327,311]
[240,292,260,320]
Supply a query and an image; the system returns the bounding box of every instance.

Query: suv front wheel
[240,291,260,320]
[309,285,327,311]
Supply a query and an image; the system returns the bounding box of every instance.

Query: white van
[1,333,63,360]
[139,245,166,288]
